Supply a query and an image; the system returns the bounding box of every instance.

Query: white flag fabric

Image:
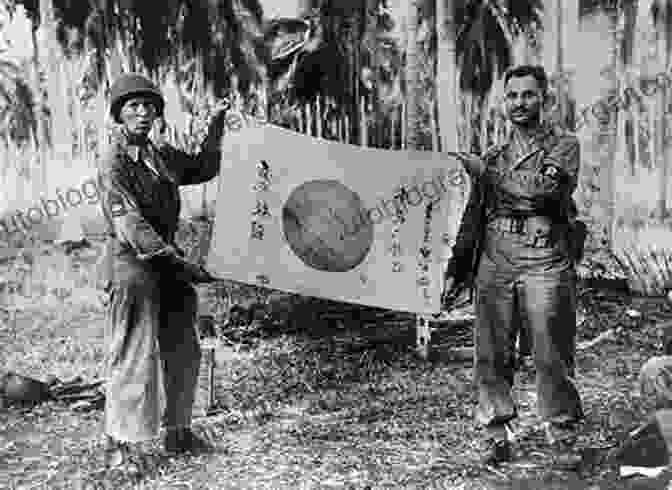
[206,125,469,314]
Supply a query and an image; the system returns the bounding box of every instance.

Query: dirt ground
[1,244,672,489]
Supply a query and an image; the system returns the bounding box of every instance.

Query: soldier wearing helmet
[98,73,227,471]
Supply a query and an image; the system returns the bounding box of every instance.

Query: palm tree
[405,0,425,150]
[649,0,672,222]
[0,1,48,151]
[0,57,38,147]
[577,0,638,249]
[0,0,269,179]
[6,0,268,95]
[39,0,72,158]
[270,0,539,153]
[432,0,543,154]
[435,0,457,151]
[265,0,397,146]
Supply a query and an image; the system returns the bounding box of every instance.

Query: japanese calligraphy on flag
[206,124,470,314]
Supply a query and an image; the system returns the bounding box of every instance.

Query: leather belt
[489,216,529,234]
[488,216,555,248]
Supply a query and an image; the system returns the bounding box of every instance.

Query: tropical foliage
[0,56,37,146]
[453,0,543,95]
[5,0,268,93]
[0,0,671,292]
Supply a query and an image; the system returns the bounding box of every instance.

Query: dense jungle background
[1,0,672,489]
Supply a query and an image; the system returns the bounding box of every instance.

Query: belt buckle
[532,235,551,248]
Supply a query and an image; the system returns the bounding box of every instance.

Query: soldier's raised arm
[160,109,228,186]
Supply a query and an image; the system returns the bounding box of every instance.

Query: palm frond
[7,0,267,95]
[580,0,638,16]
[0,55,37,146]
[455,0,543,96]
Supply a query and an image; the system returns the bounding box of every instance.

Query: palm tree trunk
[655,7,670,222]
[480,97,488,152]
[406,0,433,359]
[69,62,86,159]
[305,101,312,136]
[40,0,71,161]
[435,0,459,151]
[329,99,337,139]
[30,25,47,161]
[336,113,342,142]
[430,96,439,152]
[351,26,362,146]
[379,109,386,149]
[632,109,640,175]
[401,100,406,149]
[649,105,656,169]
[360,95,367,146]
[554,0,569,128]
[344,113,350,144]
[613,5,631,243]
[316,95,322,139]
[391,104,398,149]
[598,8,621,249]
[405,0,424,151]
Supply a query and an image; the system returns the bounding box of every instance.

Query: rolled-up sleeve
[100,167,175,260]
[496,136,580,209]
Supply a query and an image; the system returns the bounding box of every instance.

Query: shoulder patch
[542,165,560,178]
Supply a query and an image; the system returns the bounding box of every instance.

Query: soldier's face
[119,96,158,137]
[504,75,544,127]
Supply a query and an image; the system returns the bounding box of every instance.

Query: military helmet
[109,73,164,123]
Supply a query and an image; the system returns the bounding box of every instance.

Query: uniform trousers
[473,225,583,428]
[103,260,201,443]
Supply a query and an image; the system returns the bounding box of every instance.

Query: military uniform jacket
[445,123,581,292]
[97,128,221,289]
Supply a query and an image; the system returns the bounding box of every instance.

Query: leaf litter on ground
[1,243,672,488]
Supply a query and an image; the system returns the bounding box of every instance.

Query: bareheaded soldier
[445,65,583,466]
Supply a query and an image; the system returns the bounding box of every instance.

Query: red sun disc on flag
[282,179,375,272]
